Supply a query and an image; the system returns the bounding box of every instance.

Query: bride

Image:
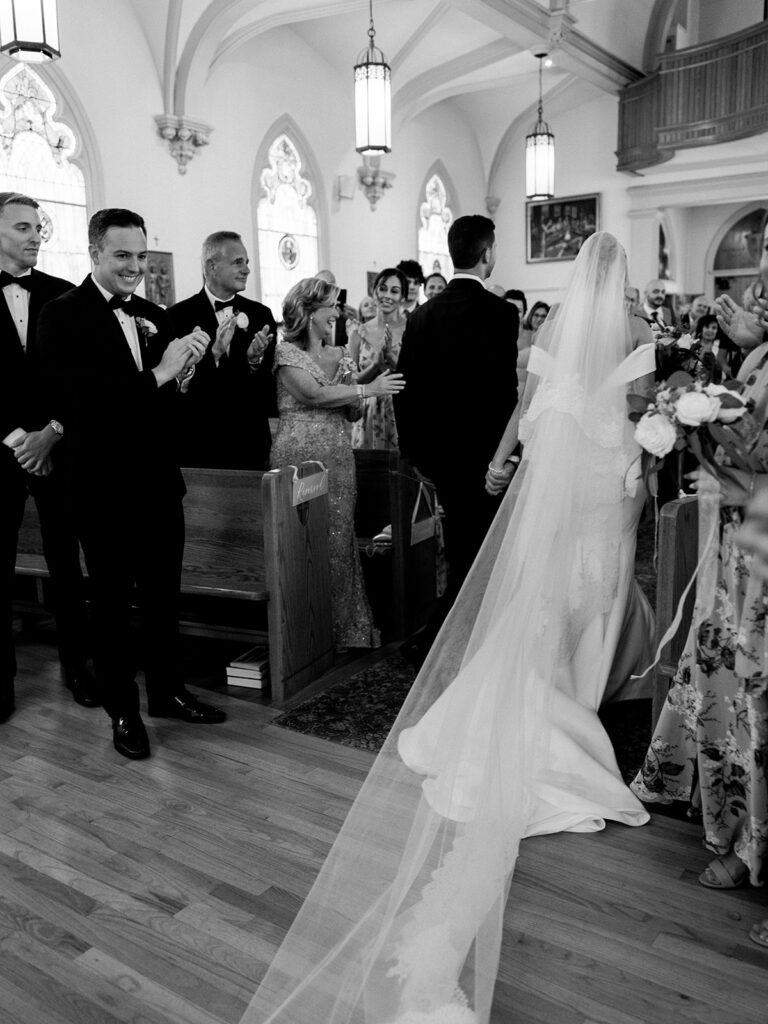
[242,232,656,1024]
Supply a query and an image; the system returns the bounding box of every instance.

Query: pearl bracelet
[487,463,508,479]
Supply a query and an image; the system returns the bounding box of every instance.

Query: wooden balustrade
[617,20,768,173]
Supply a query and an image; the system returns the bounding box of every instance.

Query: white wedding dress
[398,483,651,838]
[241,233,655,1024]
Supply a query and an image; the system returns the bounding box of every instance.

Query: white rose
[712,391,748,424]
[676,333,693,350]
[674,390,720,426]
[634,412,678,457]
[235,311,249,331]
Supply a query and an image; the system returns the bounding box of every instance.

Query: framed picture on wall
[526,193,600,263]
[145,251,175,307]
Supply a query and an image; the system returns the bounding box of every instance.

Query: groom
[394,214,519,664]
[36,208,225,760]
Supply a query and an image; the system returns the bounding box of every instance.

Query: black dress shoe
[113,715,150,759]
[147,692,226,724]
[0,683,15,724]
[65,668,101,708]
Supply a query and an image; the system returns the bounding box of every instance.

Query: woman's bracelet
[487,462,508,479]
[356,383,367,400]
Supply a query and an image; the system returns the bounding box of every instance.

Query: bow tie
[0,271,32,291]
[214,299,235,313]
[108,294,135,315]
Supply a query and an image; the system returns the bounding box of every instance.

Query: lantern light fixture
[0,0,61,62]
[525,50,555,200]
[354,0,391,155]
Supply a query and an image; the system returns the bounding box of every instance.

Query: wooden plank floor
[2,630,767,1024]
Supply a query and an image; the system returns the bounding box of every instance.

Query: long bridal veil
[242,232,644,1024]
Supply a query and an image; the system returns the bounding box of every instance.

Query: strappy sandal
[698,856,748,889]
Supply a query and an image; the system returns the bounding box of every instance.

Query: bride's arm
[485,403,522,495]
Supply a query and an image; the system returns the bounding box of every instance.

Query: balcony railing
[617,20,768,173]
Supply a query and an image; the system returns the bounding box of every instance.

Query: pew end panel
[352,449,439,641]
[262,464,334,703]
[653,495,698,727]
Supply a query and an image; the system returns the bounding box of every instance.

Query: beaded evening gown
[351,322,403,450]
[270,342,380,650]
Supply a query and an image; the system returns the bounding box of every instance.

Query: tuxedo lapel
[78,276,142,375]
[0,291,22,355]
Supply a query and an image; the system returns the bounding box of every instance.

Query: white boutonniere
[235,311,249,331]
[135,316,158,337]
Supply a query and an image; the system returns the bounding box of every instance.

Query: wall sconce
[357,154,394,211]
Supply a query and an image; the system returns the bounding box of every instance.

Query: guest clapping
[348,268,408,450]
[270,277,404,651]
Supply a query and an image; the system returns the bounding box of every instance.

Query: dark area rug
[274,509,658,784]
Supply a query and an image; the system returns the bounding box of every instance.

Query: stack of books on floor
[226,644,269,689]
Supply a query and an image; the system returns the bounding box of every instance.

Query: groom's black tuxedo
[36,277,187,718]
[168,289,277,469]
[1,268,92,696]
[394,278,519,652]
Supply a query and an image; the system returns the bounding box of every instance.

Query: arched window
[418,174,453,280]
[257,134,319,319]
[0,64,89,282]
[710,207,767,306]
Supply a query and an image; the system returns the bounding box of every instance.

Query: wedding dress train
[240,232,655,1024]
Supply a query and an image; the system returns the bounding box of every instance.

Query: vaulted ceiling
[127,0,655,155]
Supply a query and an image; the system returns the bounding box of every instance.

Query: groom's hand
[12,426,60,475]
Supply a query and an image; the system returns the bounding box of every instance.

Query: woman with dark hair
[517,301,551,393]
[270,277,404,650]
[693,311,739,380]
[522,300,550,334]
[349,268,408,449]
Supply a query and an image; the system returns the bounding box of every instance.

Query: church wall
[488,92,634,308]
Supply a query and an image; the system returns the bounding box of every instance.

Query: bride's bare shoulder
[630,313,653,348]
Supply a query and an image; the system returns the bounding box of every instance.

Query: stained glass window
[0,64,89,283]
[257,134,319,319]
[418,174,453,280]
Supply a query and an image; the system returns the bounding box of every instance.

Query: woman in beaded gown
[349,268,409,450]
[270,277,405,651]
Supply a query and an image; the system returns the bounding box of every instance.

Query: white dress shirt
[91,274,143,370]
[2,269,33,447]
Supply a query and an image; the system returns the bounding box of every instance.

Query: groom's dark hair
[448,215,495,269]
[88,208,146,249]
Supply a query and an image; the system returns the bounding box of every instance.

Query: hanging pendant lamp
[0,0,60,62]
[525,52,554,199]
[354,0,391,154]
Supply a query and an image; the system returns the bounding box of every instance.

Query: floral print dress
[631,354,768,885]
[350,321,404,450]
[271,343,380,651]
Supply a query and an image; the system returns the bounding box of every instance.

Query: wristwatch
[48,419,64,436]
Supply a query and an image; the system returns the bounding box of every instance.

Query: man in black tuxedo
[0,191,97,724]
[37,208,225,760]
[168,231,276,469]
[394,215,519,664]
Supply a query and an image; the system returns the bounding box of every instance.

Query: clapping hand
[155,328,209,387]
[212,316,237,362]
[715,295,764,350]
[246,326,273,368]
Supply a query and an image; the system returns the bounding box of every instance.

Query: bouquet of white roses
[629,370,759,488]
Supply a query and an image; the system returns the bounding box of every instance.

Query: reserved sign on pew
[289,464,329,507]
